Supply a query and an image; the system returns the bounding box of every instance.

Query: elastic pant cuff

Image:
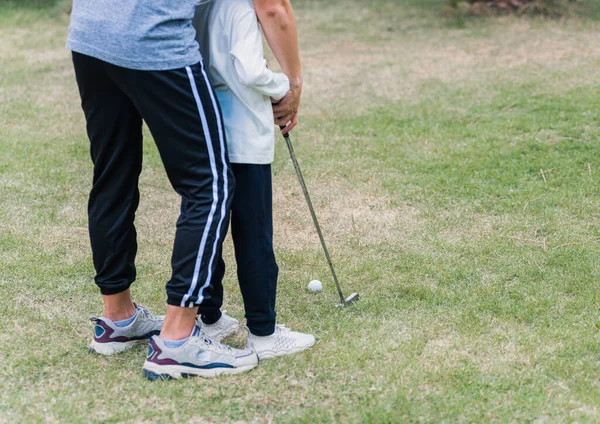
[166,296,197,308]
[98,281,134,296]
[247,320,276,337]
[199,310,222,325]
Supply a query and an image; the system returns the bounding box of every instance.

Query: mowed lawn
[2,1,600,422]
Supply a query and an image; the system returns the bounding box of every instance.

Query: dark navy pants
[198,164,278,336]
[72,52,234,308]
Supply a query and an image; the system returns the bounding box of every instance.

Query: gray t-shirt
[67,0,202,71]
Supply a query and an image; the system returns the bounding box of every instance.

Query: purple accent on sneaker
[92,318,158,344]
[92,320,129,343]
[146,338,180,366]
[145,337,235,370]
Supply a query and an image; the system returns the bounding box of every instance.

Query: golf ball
[308,280,323,292]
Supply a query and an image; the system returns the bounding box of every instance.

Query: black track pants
[198,164,278,336]
[72,52,234,307]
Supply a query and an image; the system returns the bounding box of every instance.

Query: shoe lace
[200,335,233,354]
[275,324,290,334]
[136,305,162,322]
[216,311,236,329]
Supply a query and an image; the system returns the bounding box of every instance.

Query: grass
[445,0,600,21]
[1,0,600,422]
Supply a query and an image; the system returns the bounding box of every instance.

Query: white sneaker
[198,311,239,342]
[246,324,315,360]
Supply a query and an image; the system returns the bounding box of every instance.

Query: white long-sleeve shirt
[197,0,290,164]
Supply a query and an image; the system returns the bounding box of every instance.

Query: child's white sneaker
[199,311,239,342]
[246,324,315,360]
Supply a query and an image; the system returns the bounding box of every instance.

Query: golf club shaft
[281,130,347,305]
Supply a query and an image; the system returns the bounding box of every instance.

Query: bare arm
[229,10,290,100]
[254,0,302,134]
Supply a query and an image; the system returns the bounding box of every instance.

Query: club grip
[279,125,290,140]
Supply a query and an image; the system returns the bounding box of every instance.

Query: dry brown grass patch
[296,16,600,115]
[273,173,424,251]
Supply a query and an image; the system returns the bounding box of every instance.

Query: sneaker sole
[142,361,257,381]
[89,339,147,355]
[252,340,316,361]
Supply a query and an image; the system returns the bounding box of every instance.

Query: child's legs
[231,163,278,336]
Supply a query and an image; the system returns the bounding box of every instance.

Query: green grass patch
[2,1,600,422]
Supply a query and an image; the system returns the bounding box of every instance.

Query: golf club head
[337,292,359,307]
[345,292,359,305]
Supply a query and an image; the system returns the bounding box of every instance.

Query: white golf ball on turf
[308,280,323,292]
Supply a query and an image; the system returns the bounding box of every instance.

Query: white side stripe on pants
[192,63,230,307]
[180,65,222,308]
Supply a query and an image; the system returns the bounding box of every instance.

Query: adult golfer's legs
[72,52,143,301]
[110,63,234,339]
[96,63,259,378]
[197,256,225,325]
[72,53,165,356]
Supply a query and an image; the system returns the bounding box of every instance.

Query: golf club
[280,127,359,307]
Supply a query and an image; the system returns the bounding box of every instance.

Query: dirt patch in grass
[438,213,500,245]
[273,174,425,251]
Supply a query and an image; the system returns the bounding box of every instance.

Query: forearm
[254,0,302,88]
